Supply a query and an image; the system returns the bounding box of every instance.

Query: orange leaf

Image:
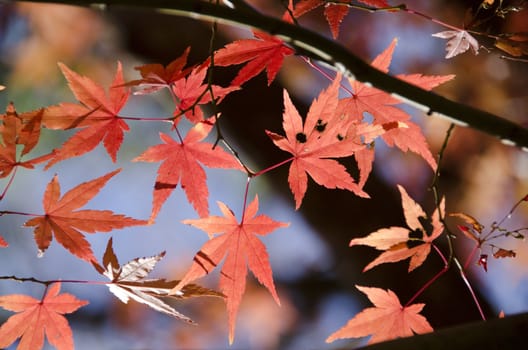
[133,117,244,221]
[337,39,455,171]
[266,74,377,209]
[213,30,294,86]
[171,67,238,124]
[126,46,192,94]
[449,212,484,233]
[171,196,288,343]
[0,103,51,178]
[326,285,433,344]
[24,169,147,261]
[0,282,88,350]
[42,62,130,167]
[351,185,445,272]
[0,235,7,247]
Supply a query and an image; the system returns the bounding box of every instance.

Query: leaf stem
[453,257,486,320]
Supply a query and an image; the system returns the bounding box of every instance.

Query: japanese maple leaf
[172,67,239,124]
[213,30,295,86]
[170,196,289,343]
[337,38,455,176]
[283,0,389,37]
[42,62,130,168]
[133,117,244,221]
[0,282,88,350]
[24,169,147,262]
[266,74,372,209]
[350,185,445,272]
[432,30,480,59]
[326,285,433,344]
[0,235,7,247]
[0,103,51,178]
[92,238,223,324]
[125,47,193,94]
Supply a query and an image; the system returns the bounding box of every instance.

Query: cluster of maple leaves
[0,1,524,349]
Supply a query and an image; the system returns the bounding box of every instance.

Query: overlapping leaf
[0,103,52,178]
[337,39,455,176]
[125,47,192,94]
[92,238,223,324]
[266,74,383,209]
[171,196,288,343]
[0,282,88,350]
[24,169,148,261]
[133,117,244,221]
[350,185,445,272]
[42,62,130,168]
[432,30,480,59]
[213,30,295,86]
[283,0,390,38]
[326,285,433,344]
[171,67,238,123]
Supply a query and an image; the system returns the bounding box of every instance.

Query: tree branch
[9,0,528,150]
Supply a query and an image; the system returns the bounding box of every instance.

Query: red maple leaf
[133,117,244,221]
[283,0,390,37]
[0,235,7,247]
[213,30,295,86]
[337,39,455,175]
[24,169,147,261]
[42,62,131,168]
[0,282,88,350]
[350,185,445,272]
[172,67,239,124]
[324,4,350,39]
[171,196,288,343]
[326,285,433,344]
[0,103,52,178]
[266,74,382,209]
[126,47,193,94]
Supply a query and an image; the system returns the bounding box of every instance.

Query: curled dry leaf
[432,30,480,59]
[449,212,484,233]
[92,238,223,324]
[492,248,516,259]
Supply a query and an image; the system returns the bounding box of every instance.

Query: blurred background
[0,0,527,349]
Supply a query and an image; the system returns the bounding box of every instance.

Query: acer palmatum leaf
[133,117,244,221]
[266,74,375,209]
[337,39,454,171]
[432,30,480,59]
[126,46,192,94]
[92,238,222,323]
[171,67,238,124]
[350,185,445,272]
[0,282,88,350]
[0,103,52,178]
[213,30,294,86]
[326,285,432,344]
[0,235,7,247]
[324,5,350,39]
[24,169,148,262]
[171,196,288,343]
[42,62,130,168]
